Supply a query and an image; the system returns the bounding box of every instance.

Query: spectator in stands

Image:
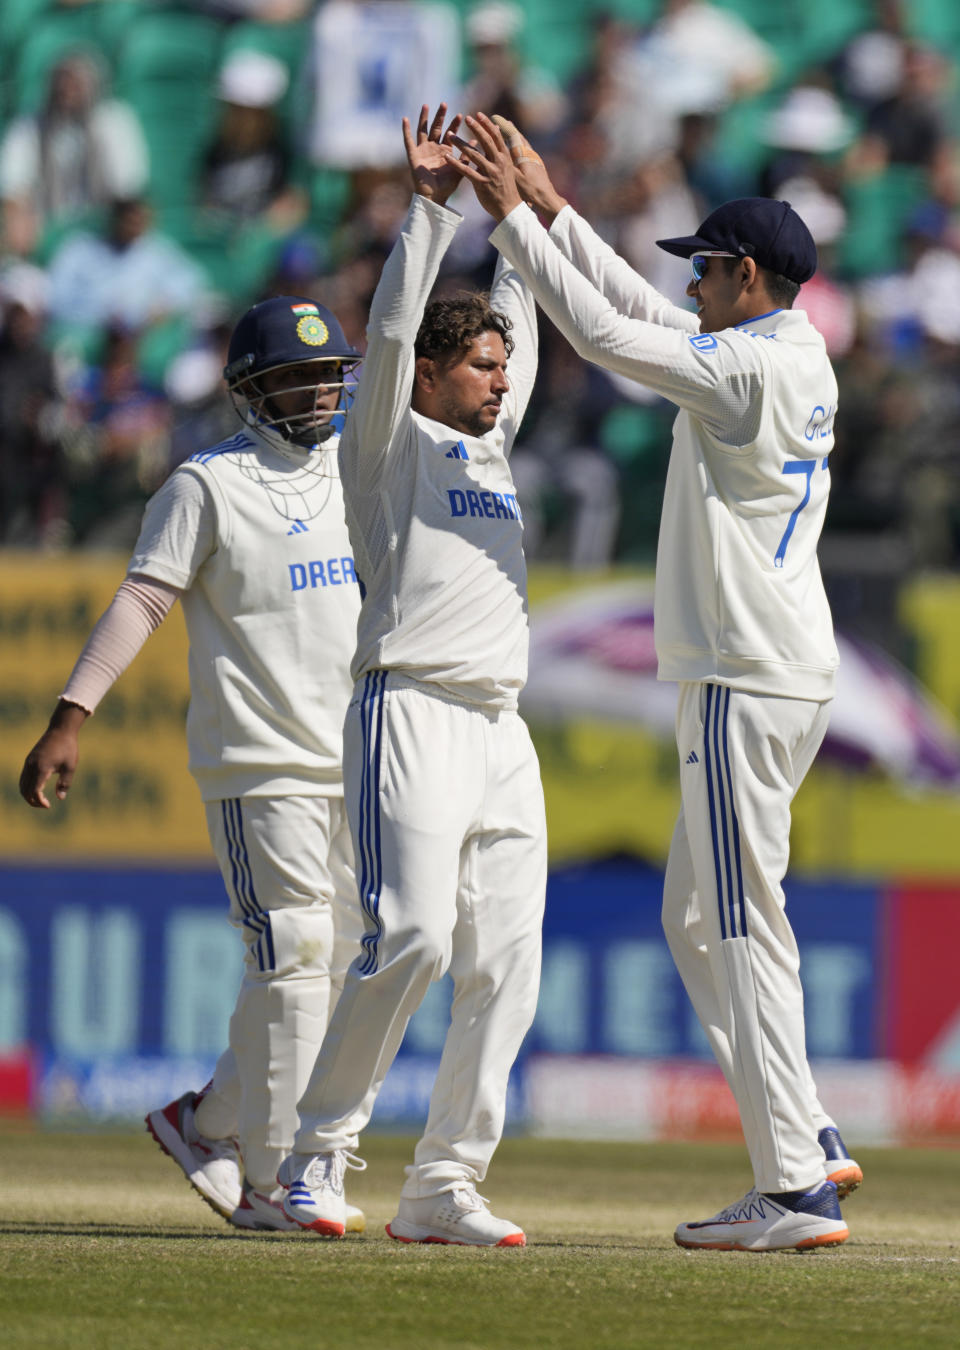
[0,263,68,546]
[164,319,237,471]
[645,0,776,104]
[61,324,171,549]
[846,41,954,177]
[462,2,567,139]
[852,202,960,366]
[0,48,148,259]
[759,77,855,199]
[786,182,856,359]
[3,0,959,570]
[509,334,622,569]
[598,153,703,307]
[201,49,305,230]
[555,11,631,191]
[45,196,210,335]
[831,0,911,116]
[617,0,776,159]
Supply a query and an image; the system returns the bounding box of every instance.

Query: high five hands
[446,113,567,224]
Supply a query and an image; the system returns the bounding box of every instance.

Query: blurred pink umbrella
[523,580,960,788]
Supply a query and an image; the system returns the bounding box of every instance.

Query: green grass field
[1,1123,958,1350]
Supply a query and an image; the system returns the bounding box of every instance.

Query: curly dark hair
[415,291,515,366]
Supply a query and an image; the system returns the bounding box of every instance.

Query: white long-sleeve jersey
[491,204,839,702]
[127,426,360,800]
[339,194,539,710]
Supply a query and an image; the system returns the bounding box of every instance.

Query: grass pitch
[1,1124,958,1350]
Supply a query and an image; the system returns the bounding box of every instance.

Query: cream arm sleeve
[60,575,182,714]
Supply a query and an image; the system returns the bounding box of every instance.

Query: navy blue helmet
[224,295,362,452]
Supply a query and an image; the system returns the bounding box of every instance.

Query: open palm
[403,104,463,205]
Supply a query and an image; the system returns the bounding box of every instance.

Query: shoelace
[714,1189,758,1222]
[302,1150,366,1194]
[449,1185,488,1214]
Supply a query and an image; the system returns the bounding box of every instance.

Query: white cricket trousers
[194,795,363,1192]
[663,682,835,1194]
[294,672,547,1197]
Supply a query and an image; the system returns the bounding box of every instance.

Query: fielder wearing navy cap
[656,198,818,284]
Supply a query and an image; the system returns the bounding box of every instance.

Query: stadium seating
[908,0,960,54]
[115,8,223,214]
[0,0,54,86]
[837,164,930,278]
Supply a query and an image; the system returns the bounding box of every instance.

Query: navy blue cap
[656,198,818,284]
[224,295,360,382]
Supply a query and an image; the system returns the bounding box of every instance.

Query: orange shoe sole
[385,1223,525,1247]
[827,1163,863,1200]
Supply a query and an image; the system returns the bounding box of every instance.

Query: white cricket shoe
[819,1126,863,1200]
[276,1150,366,1237]
[231,1179,366,1234]
[386,1184,526,1247]
[145,1090,242,1220]
[675,1181,849,1252]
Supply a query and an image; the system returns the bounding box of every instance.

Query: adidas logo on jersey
[445,441,469,461]
[287,519,309,535]
[686,751,699,765]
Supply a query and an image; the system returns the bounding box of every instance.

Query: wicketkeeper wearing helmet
[20,296,368,1234]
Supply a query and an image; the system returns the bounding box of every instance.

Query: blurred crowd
[2,0,960,575]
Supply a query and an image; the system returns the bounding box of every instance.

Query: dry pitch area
[1,1123,958,1350]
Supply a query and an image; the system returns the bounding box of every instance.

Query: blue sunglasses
[691,251,737,282]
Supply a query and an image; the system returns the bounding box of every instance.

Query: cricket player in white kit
[20,297,367,1233]
[452,114,864,1252]
[277,107,546,1247]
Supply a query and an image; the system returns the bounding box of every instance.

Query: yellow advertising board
[3,555,960,876]
[1,552,209,861]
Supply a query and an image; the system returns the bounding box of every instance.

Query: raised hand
[491,115,568,224]
[402,104,464,207]
[443,112,524,222]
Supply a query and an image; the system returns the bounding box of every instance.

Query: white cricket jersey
[339,194,538,710]
[491,204,840,701]
[127,427,360,800]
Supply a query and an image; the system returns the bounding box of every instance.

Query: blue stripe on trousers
[221,799,260,926]
[357,671,386,975]
[703,685,746,941]
[719,688,747,937]
[221,799,270,971]
[252,915,275,974]
[703,685,728,939]
[232,799,265,932]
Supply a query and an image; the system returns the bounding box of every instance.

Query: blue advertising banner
[1,858,883,1125]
